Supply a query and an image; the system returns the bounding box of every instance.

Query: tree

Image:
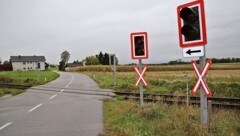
[102,53,109,65]
[61,50,70,64]
[59,50,70,71]
[3,60,10,65]
[86,52,119,65]
[59,60,65,71]
[85,56,100,65]
[99,51,104,64]
[45,62,49,70]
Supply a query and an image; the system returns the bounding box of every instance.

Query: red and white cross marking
[133,66,148,87]
[191,59,212,97]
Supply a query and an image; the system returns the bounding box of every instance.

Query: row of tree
[167,58,240,65]
[127,57,240,66]
[211,58,240,63]
[58,50,239,71]
[85,52,118,65]
[0,60,10,65]
[58,51,119,71]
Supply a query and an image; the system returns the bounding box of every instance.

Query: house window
[38,63,41,69]
[23,68,26,70]
[23,62,26,65]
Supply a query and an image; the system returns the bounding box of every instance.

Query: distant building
[10,55,46,71]
[0,64,12,71]
[65,61,85,71]
[66,62,85,67]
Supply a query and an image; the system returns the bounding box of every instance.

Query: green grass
[104,99,240,136]
[0,88,24,97]
[0,70,59,85]
[48,66,59,71]
[84,71,240,98]
[70,63,240,72]
[0,70,59,96]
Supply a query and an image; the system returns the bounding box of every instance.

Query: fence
[0,65,13,71]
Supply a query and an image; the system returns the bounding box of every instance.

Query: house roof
[10,56,46,62]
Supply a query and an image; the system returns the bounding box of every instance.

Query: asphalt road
[0,72,114,136]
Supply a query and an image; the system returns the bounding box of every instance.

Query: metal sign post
[139,59,144,106]
[177,0,210,125]
[36,67,40,81]
[192,54,212,125]
[133,60,148,106]
[109,54,117,87]
[183,74,189,106]
[113,54,117,87]
[130,32,149,106]
[199,47,208,125]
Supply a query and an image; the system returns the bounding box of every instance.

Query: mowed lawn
[0,70,59,85]
[0,70,59,97]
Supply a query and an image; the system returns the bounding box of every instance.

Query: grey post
[139,59,144,106]
[207,100,212,128]
[199,46,208,125]
[184,74,189,106]
[36,66,40,81]
[113,54,117,86]
[109,54,117,87]
[109,55,111,66]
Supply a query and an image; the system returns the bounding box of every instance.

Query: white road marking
[71,75,74,82]
[49,94,57,100]
[28,103,43,113]
[60,89,64,93]
[0,122,12,131]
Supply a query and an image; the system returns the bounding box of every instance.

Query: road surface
[0,72,114,136]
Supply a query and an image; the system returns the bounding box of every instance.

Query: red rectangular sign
[130,32,149,59]
[177,0,207,47]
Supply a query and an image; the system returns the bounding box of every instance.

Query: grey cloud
[0,0,239,64]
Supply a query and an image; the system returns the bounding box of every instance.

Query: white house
[10,55,46,71]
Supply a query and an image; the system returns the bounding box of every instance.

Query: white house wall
[12,62,45,71]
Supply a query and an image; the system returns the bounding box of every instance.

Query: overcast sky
[0,0,240,64]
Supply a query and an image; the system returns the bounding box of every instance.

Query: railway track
[115,92,240,109]
[1,83,240,109]
[0,83,32,89]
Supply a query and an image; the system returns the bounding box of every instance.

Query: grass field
[83,69,240,98]
[70,63,240,72]
[70,63,240,135]
[71,63,240,98]
[104,99,240,136]
[0,70,59,97]
[0,70,59,85]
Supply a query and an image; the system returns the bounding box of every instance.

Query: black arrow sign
[186,49,201,55]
